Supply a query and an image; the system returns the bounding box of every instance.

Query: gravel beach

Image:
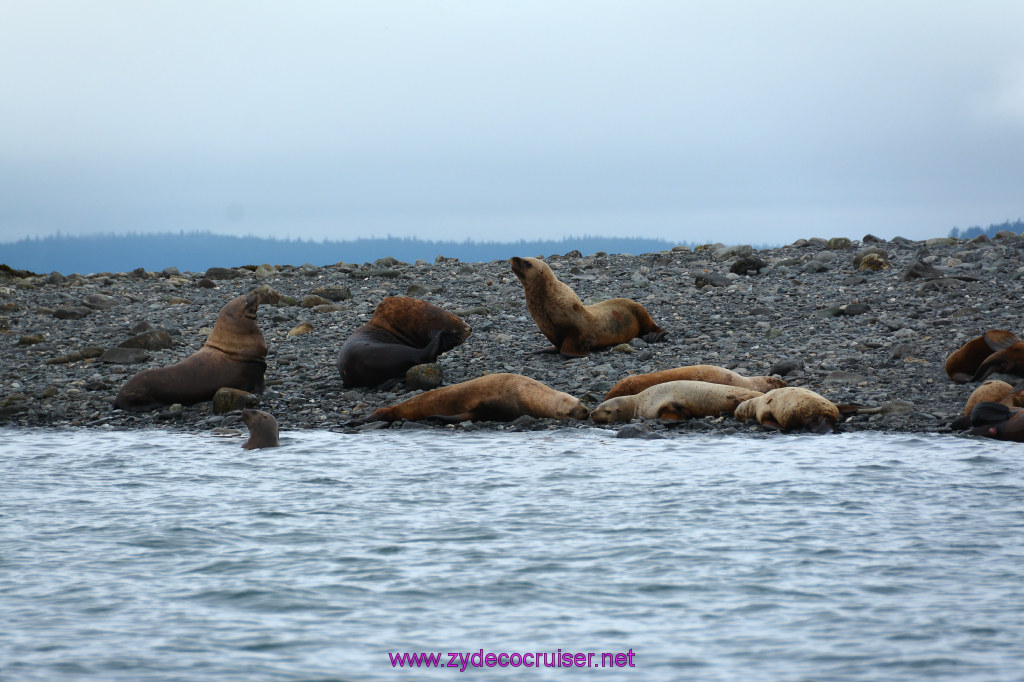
[3,233,1022,437]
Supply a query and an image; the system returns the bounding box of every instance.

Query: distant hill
[1,232,691,274]
[948,219,1024,240]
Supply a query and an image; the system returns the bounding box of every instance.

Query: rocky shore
[3,232,1022,437]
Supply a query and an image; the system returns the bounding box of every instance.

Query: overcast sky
[2,1,1023,246]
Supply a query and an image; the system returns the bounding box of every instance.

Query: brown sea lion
[604,365,787,400]
[591,380,763,424]
[337,297,471,388]
[509,256,666,357]
[733,387,840,434]
[945,329,1020,382]
[115,293,267,411]
[368,373,589,423]
[242,409,280,449]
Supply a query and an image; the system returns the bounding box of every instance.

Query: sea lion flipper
[642,329,668,343]
[529,346,562,355]
[970,401,1012,426]
[984,329,1020,351]
[656,402,693,421]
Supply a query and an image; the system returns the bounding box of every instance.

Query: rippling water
[2,428,1023,681]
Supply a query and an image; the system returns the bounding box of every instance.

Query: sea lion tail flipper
[972,355,1006,382]
[642,329,668,343]
[984,329,1021,351]
[559,337,590,358]
[811,417,835,435]
[760,418,784,431]
[969,401,1012,426]
[835,403,862,415]
[529,346,562,355]
[376,377,404,392]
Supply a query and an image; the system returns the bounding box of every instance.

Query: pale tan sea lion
[509,256,666,357]
[337,297,471,388]
[368,373,589,423]
[945,329,1020,383]
[241,409,280,449]
[591,380,764,424]
[115,293,267,411]
[733,387,840,433]
[604,365,787,400]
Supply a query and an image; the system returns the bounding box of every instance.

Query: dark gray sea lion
[336,297,470,388]
[367,373,589,423]
[509,256,666,358]
[242,409,279,449]
[114,293,267,410]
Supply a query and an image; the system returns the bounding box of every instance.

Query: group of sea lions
[947,330,1024,441]
[119,254,1009,446]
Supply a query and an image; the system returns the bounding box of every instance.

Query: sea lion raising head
[510,256,666,358]
[115,293,267,411]
[368,373,589,423]
[241,409,280,449]
[337,297,471,389]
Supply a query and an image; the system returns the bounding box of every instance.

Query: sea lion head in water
[114,292,267,411]
[591,380,763,424]
[509,256,666,358]
[945,329,1021,383]
[337,297,471,389]
[367,373,589,423]
[241,409,280,449]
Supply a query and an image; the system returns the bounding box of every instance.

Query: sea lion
[733,387,840,433]
[337,297,471,388]
[966,401,1024,441]
[509,256,666,357]
[591,380,764,424]
[604,365,787,400]
[945,329,1021,382]
[961,380,1019,417]
[115,293,267,411]
[368,373,589,423]
[242,409,280,449]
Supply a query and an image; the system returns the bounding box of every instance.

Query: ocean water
[1,428,1023,681]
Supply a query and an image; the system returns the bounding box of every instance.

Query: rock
[714,244,753,260]
[52,306,92,320]
[406,363,443,390]
[842,275,868,286]
[101,347,151,364]
[310,285,352,301]
[853,247,889,269]
[770,358,803,376]
[827,237,853,250]
[82,294,118,310]
[823,370,866,384]
[730,256,768,275]
[300,294,331,308]
[119,330,174,350]
[197,278,216,288]
[253,284,286,305]
[18,334,46,345]
[857,400,916,415]
[253,264,277,278]
[862,234,882,243]
[694,273,731,288]
[903,261,942,280]
[287,321,314,337]
[612,343,635,354]
[615,424,666,439]
[162,267,180,277]
[205,267,242,280]
[841,303,870,315]
[857,253,889,271]
[803,261,829,274]
[212,387,259,413]
[925,237,957,247]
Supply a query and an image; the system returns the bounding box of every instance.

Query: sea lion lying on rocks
[114,293,267,411]
[591,380,763,424]
[733,387,841,434]
[604,365,786,400]
[510,256,666,358]
[337,297,471,388]
[242,409,279,449]
[945,330,1024,383]
[368,373,589,423]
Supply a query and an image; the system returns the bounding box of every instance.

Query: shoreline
[3,233,1021,437]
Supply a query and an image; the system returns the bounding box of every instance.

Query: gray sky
[2,1,1023,245]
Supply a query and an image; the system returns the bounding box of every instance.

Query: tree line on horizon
[947,219,1024,240]
[2,232,691,275]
